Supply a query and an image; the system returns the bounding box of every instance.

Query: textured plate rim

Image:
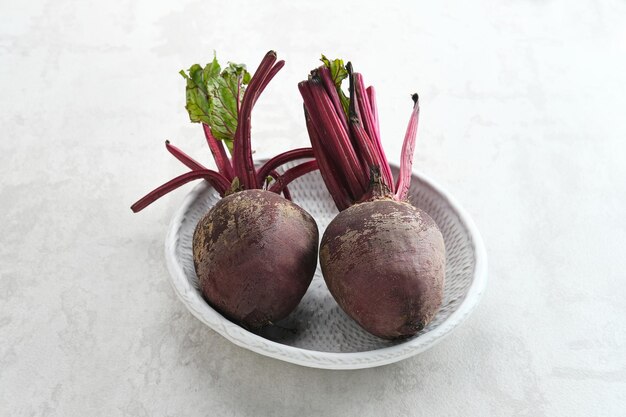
[164,170,488,370]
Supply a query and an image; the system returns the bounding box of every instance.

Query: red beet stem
[300,79,367,197]
[300,59,421,210]
[202,123,234,180]
[165,140,207,171]
[233,51,280,189]
[317,67,350,132]
[395,94,420,200]
[253,60,285,107]
[130,169,231,213]
[266,169,292,200]
[133,52,302,215]
[352,73,377,143]
[304,107,352,210]
[347,65,379,177]
[256,147,315,187]
[268,160,319,194]
[353,73,394,190]
[366,86,380,136]
[348,120,377,173]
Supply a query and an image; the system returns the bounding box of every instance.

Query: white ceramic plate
[164,164,487,369]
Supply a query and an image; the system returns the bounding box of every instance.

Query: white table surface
[2,1,625,416]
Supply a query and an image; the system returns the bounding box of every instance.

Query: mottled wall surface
[1,1,626,416]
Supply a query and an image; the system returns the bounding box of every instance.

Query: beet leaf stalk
[298,56,420,210]
[131,51,316,213]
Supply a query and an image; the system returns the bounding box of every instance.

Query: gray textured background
[1,0,625,416]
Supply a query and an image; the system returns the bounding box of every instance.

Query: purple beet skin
[193,189,319,328]
[320,198,445,339]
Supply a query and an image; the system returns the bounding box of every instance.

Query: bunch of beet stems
[298,63,419,210]
[131,51,318,213]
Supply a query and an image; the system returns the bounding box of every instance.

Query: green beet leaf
[180,54,251,153]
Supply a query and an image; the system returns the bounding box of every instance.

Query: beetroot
[320,199,444,339]
[132,51,319,328]
[194,190,318,327]
[299,57,445,339]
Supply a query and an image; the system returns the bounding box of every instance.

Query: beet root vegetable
[299,56,445,339]
[194,190,318,327]
[320,199,444,339]
[132,51,320,329]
